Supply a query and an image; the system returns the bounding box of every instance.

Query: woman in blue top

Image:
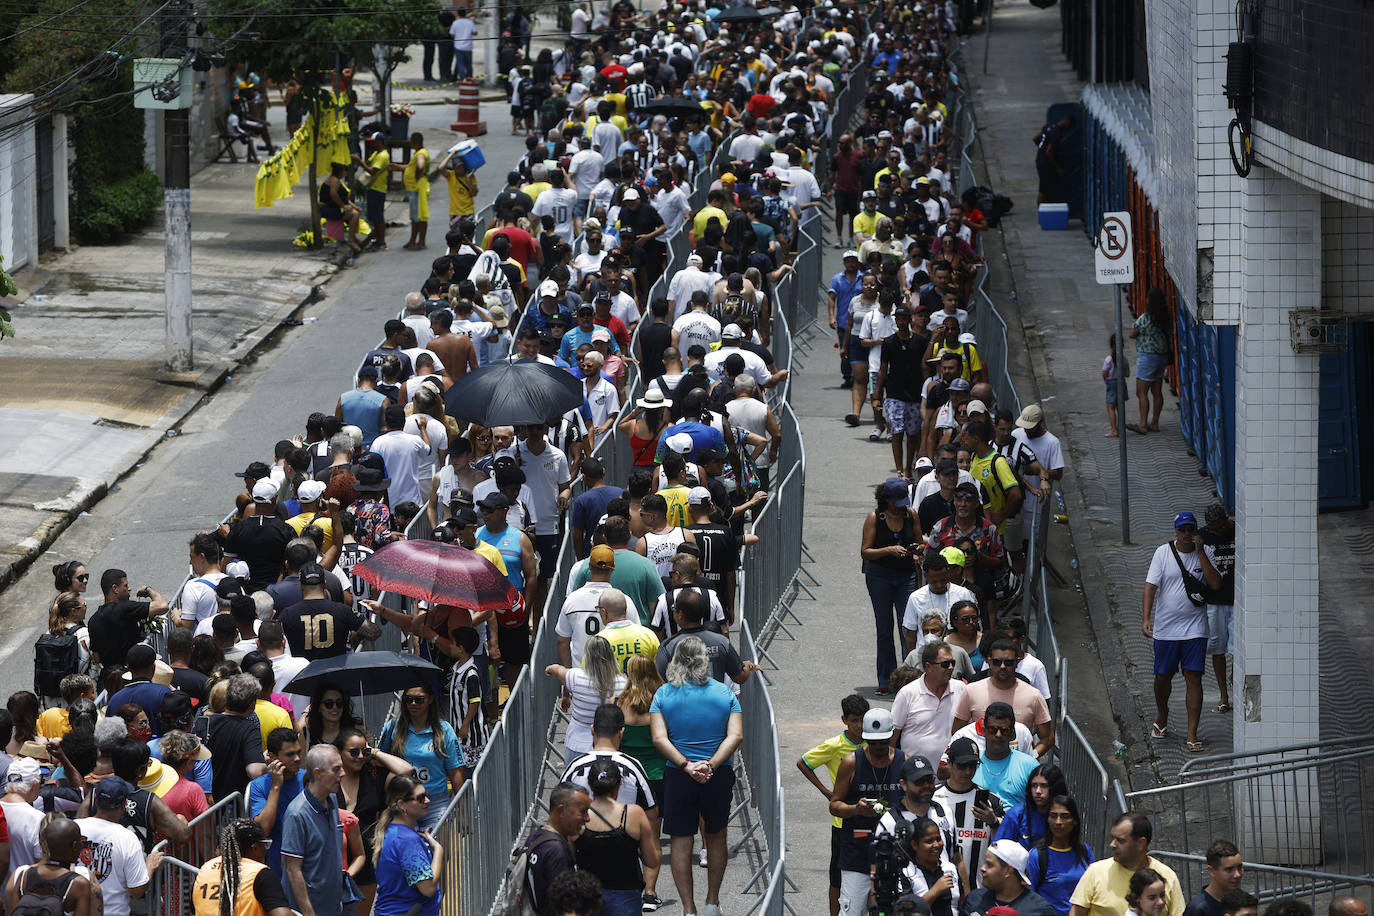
[380,683,465,830]
[372,776,445,916]
[1027,795,1093,916]
[993,763,1067,850]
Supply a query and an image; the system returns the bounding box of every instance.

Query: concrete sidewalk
[0,42,528,596]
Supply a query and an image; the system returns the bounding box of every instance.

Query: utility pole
[160,0,193,372]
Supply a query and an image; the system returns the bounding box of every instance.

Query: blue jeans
[865,564,917,688]
[456,49,474,79]
[597,888,644,916]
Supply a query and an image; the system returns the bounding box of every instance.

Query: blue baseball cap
[1173,511,1197,528]
[882,477,910,508]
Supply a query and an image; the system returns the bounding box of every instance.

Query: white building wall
[1320,196,1374,315]
[1233,169,1322,750]
[1193,0,1245,324]
[1143,0,1196,309]
[0,94,38,272]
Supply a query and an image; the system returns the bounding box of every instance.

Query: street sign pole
[1115,283,1130,544]
[1095,211,1135,544]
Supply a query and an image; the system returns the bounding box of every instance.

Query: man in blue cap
[1142,511,1222,753]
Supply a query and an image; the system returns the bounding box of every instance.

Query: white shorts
[839,869,872,916]
[1206,603,1234,656]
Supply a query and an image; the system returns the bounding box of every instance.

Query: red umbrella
[352,540,518,610]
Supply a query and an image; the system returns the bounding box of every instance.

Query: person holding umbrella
[379,684,464,830]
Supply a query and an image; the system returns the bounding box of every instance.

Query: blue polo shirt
[281,788,344,916]
[974,749,1041,809]
[249,770,307,875]
[106,681,172,735]
[829,270,864,329]
[559,325,620,362]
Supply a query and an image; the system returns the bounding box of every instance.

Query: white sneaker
[698,848,708,868]
[704,904,724,916]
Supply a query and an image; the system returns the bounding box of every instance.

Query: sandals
[869,429,882,442]
[1187,740,1206,753]
[1150,721,1168,739]
[844,413,860,427]
[1126,424,1148,435]
[1212,702,1232,713]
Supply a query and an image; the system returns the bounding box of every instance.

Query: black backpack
[11,866,75,916]
[33,627,80,698]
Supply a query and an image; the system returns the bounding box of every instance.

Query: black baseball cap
[300,563,327,587]
[235,461,270,480]
[948,736,981,765]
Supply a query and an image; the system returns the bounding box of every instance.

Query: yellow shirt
[364,149,391,194]
[694,206,728,237]
[37,707,70,740]
[969,449,1021,532]
[523,181,551,203]
[604,92,628,117]
[446,169,477,216]
[802,732,864,827]
[852,210,879,237]
[254,698,294,749]
[474,540,509,577]
[402,147,430,193]
[1070,856,1185,916]
[948,342,984,379]
[287,512,335,553]
[658,485,691,527]
[596,620,660,672]
[873,166,900,189]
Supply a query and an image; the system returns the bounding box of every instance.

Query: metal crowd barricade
[147,854,204,916]
[739,620,794,916]
[1058,715,1113,856]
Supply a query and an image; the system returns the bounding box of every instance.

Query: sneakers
[704,905,724,916]
[642,893,664,912]
[698,847,709,868]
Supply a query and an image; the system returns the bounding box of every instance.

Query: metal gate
[35,115,55,252]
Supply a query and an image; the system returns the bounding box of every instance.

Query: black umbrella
[637,97,711,118]
[714,4,764,22]
[285,650,442,697]
[442,358,585,427]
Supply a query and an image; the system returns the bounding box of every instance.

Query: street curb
[0,258,340,601]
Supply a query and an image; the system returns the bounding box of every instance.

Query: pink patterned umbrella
[352,539,517,610]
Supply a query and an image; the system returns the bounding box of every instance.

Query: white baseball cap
[297,480,326,502]
[251,480,278,503]
[666,432,694,454]
[538,279,559,298]
[622,188,641,201]
[862,708,894,740]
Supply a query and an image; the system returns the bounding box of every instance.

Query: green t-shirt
[570,549,666,624]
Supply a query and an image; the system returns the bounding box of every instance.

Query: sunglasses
[410,791,430,802]
[346,746,374,758]
[988,657,1018,668]
[927,659,956,669]
[404,695,429,705]
[321,698,346,709]
[76,574,90,582]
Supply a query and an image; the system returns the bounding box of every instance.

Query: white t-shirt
[371,429,431,506]
[1145,543,1212,640]
[1011,428,1064,492]
[783,167,822,219]
[860,309,897,372]
[568,148,604,197]
[471,478,537,531]
[729,133,764,163]
[515,441,570,536]
[667,267,721,318]
[77,816,150,916]
[556,581,642,666]
[2,800,44,868]
[533,187,581,243]
[570,6,590,37]
[584,377,621,427]
[179,570,226,627]
[651,586,726,636]
[673,310,722,355]
[449,16,476,50]
[902,582,979,630]
[271,653,310,711]
[926,308,971,333]
[402,315,435,348]
[609,291,640,327]
[593,122,623,163]
[404,415,449,493]
[704,346,769,388]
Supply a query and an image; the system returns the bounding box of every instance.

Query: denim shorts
[1137,351,1168,383]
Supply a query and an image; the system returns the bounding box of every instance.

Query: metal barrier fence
[1147,852,1374,909]
[148,792,246,916]
[738,620,793,916]
[1057,715,1113,857]
[1119,734,1374,877]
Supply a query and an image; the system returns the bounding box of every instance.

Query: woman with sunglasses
[51,560,89,597]
[372,776,445,916]
[297,682,361,748]
[334,727,416,916]
[945,600,984,672]
[379,684,465,830]
[39,592,91,708]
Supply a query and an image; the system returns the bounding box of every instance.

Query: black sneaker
[642,893,664,912]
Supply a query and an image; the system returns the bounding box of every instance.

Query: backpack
[499,830,564,916]
[33,627,80,698]
[11,866,75,916]
[981,453,1025,520]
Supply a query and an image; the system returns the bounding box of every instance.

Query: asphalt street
[0,106,529,701]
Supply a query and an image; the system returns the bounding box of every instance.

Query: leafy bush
[76,170,162,243]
